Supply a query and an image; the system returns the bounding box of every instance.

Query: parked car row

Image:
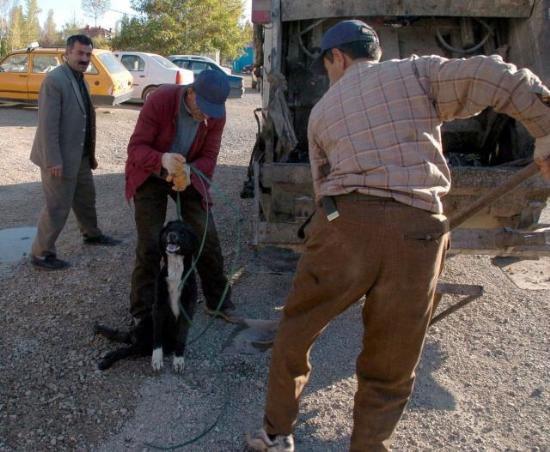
[0,47,134,105]
[0,47,247,106]
[167,55,232,74]
[167,55,244,98]
[112,51,194,101]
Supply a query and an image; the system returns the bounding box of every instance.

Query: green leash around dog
[144,164,242,450]
[172,165,237,338]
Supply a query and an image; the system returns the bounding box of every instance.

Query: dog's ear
[158,226,166,251]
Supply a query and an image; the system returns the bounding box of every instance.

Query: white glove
[166,163,191,191]
[161,153,185,175]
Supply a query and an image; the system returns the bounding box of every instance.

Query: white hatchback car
[113,51,194,101]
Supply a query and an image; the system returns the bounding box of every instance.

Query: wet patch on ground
[0,226,36,278]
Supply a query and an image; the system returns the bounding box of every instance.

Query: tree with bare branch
[82,0,111,27]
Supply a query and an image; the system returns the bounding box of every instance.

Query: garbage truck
[243,0,550,257]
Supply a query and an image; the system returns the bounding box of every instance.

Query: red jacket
[125,84,226,202]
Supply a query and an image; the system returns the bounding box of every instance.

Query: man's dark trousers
[130,177,230,320]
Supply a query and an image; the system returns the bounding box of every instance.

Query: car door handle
[19,74,28,77]
[139,75,145,78]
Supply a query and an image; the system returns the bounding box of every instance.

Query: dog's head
[160,220,199,257]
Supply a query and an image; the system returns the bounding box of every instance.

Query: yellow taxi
[0,46,134,105]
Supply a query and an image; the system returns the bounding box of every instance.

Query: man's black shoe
[31,255,70,271]
[205,299,238,323]
[83,234,121,246]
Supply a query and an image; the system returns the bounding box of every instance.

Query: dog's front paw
[173,356,185,373]
[151,348,164,371]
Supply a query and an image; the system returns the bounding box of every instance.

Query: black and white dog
[94,220,199,373]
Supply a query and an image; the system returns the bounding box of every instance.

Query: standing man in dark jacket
[30,35,119,271]
[125,70,235,324]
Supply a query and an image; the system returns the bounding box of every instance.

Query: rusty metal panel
[450,228,550,257]
[261,162,312,187]
[445,167,550,228]
[281,0,535,21]
[261,164,549,229]
[508,0,550,85]
[256,221,550,257]
[256,221,303,246]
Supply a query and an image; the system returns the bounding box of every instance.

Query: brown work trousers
[264,194,449,451]
[32,156,101,257]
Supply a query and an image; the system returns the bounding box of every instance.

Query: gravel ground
[0,80,549,451]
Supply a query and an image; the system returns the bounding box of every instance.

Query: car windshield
[97,52,128,74]
[152,55,178,69]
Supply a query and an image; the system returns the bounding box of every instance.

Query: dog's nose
[167,232,178,242]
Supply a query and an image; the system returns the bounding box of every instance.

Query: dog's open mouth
[166,244,180,254]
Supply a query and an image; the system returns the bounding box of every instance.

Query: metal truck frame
[246,0,550,257]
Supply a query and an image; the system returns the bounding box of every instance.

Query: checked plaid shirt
[308,55,550,213]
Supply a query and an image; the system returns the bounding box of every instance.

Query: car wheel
[142,86,158,101]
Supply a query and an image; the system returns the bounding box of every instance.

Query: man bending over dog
[125,70,235,325]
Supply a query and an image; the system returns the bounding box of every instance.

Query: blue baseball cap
[192,70,231,118]
[311,20,379,74]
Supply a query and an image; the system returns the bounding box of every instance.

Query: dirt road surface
[0,83,548,451]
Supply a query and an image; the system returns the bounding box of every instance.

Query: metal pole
[449,161,540,231]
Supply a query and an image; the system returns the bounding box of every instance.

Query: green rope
[145,164,243,449]
[173,175,210,327]
[143,389,231,450]
[187,166,242,344]
[171,165,241,339]
[175,190,183,221]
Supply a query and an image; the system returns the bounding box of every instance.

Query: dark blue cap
[193,70,231,118]
[311,20,379,74]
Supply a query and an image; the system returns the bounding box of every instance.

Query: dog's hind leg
[94,323,133,344]
[152,297,168,372]
[97,347,135,370]
[172,317,188,373]
[172,297,196,373]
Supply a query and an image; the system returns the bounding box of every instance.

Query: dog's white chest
[166,255,185,318]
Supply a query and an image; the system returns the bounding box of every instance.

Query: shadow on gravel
[410,341,456,411]
[0,105,38,127]
[0,162,454,451]
[0,173,128,232]
[0,164,258,450]
[238,246,455,412]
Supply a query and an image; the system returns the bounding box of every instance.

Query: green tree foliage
[82,0,111,27]
[0,0,9,56]
[112,0,248,59]
[7,5,24,50]
[92,36,111,49]
[41,9,63,47]
[22,0,41,44]
[0,38,7,58]
[61,15,83,42]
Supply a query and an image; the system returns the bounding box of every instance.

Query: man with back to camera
[245,19,550,452]
[30,34,120,271]
[125,69,237,326]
